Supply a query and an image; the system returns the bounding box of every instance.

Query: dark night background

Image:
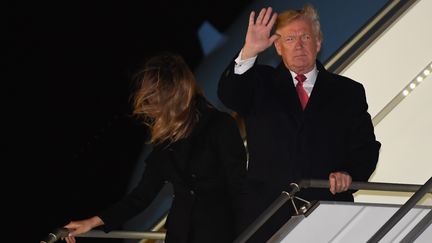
[6,1,253,242]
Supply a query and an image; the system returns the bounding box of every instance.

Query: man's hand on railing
[329,172,352,195]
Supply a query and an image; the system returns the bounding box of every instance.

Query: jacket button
[190,190,195,195]
[191,174,196,179]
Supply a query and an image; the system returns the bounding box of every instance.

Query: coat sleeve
[217,56,256,116]
[345,83,381,181]
[97,146,168,232]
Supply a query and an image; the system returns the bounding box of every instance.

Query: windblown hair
[131,53,204,144]
[275,4,323,42]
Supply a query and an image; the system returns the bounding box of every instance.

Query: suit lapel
[274,64,303,125]
[304,62,336,116]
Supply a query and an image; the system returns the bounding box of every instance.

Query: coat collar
[307,61,336,114]
[274,60,337,123]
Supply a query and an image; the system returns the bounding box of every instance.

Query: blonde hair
[131,53,204,144]
[275,4,323,42]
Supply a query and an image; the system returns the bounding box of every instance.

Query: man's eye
[302,35,311,41]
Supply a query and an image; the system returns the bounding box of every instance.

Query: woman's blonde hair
[275,4,323,42]
[131,53,204,144]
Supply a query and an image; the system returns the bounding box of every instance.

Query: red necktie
[295,74,308,110]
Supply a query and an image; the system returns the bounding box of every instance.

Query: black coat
[98,103,247,243]
[218,58,381,241]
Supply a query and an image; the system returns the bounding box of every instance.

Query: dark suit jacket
[98,100,247,243]
[218,58,381,241]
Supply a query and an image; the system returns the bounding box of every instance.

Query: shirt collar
[290,65,318,86]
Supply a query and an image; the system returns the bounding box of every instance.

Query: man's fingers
[341,176,347,191]
[255,8,267,24]
[248,11,255,27]
[337,177,344,192]
[336,173,351,192]
[329,172,352,194]
[261,7,273,25]
[267,12,278,28]
[329,174,336,194]
[343,174,352,191]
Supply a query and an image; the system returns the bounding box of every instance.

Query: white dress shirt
[234,49,318,96]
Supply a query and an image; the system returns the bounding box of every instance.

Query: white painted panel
[337,0,432,205]
[341,0,432,117]
[269,202,432,243]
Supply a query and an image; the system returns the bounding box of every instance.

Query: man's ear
[274,40,282,56]
[316,39,322,53]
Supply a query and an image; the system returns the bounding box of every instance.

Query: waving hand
[242,7,279,59]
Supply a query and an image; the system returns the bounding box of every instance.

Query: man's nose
[295,38,304,48]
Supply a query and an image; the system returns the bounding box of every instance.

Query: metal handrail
[367,176,432,243]
[43,178,430,243]
[77,230,165,240]
[139,213,168,243]
[298,179,432,193]
[233,183,301,243]
[76,213,168,242]
[40,228,166,243]
[233,179,431,243]
[400,208,432,243]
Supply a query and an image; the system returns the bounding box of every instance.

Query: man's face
[274,19,321,74]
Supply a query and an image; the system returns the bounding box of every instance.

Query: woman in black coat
[63,53,247,243]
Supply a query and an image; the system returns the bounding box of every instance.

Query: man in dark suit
[217,4,381,242]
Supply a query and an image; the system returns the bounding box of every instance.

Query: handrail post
[400,209,432,243]
[367,176,432,243]
[233,183,300,243]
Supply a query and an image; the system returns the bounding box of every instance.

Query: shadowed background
[6,2,252,242]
